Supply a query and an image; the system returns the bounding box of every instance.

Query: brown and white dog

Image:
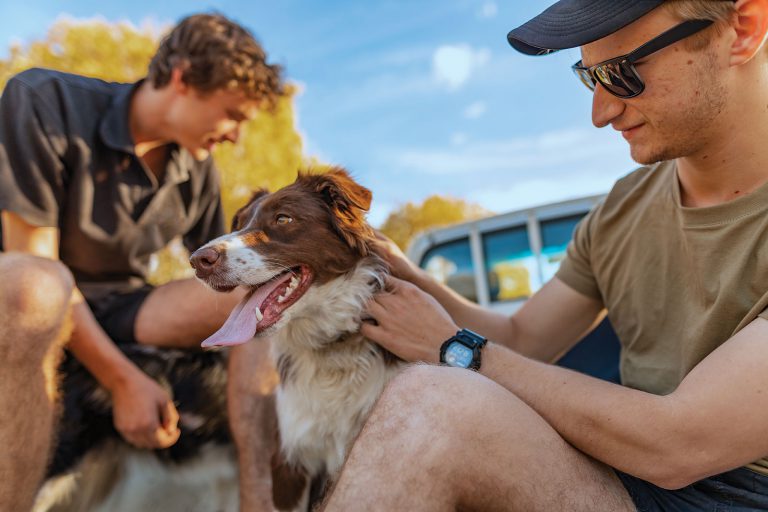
[190,168,403,502]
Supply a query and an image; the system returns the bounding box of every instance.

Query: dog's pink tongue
[201,275,288,348]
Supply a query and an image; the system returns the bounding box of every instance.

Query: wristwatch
[439,328,488,370]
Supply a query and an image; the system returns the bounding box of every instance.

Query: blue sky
[0,0,637,226]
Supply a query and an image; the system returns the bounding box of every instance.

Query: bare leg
[134,278,280,511]
[322,365,635,512]
[0,254,74,511]
[228,341,281,511]
[134,277,246,348]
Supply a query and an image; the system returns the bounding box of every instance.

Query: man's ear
[170,66,189,94]
[231,188,269,232]
[313,167,374,255]
[730,0,768,66]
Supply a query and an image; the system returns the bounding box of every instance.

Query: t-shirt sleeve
[182,165,227,251]
[555,203,603,301]
[0,76,67,228]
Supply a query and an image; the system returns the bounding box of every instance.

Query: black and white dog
[33,346,238,512]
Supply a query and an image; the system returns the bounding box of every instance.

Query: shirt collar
[165,145,193,185]
[99,79,196,186]
[99,80,141,154]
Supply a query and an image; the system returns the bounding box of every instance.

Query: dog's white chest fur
[270,261,402,476]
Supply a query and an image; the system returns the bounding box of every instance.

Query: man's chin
[629,144,667,166]
[191,147,211,161]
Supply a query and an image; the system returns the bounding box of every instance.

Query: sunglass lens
[595,61,643,97]
[573,67,596,91]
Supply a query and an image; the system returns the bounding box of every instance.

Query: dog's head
[190,167,377,347]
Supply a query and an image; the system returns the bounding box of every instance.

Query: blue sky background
[0,0,637,226]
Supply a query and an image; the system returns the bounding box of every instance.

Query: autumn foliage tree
[380,195,493,250]
[0,18,316,283]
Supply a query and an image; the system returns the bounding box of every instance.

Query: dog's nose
[190,247,221,277]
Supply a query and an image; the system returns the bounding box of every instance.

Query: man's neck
[129,81,172,158]
[676,97,768,208]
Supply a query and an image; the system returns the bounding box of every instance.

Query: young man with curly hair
[322,0,768,510]
[0,13,283,511]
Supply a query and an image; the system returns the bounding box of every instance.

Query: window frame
[409,195,605,311]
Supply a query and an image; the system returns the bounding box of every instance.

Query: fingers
[154,399,181,448]
[383,274,407,292]
[160,399,180,432]
[360,320,386,343]
[366,295,388,318]
[116,399,182,450]
[153,423,182,449]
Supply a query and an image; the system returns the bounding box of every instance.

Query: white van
[407,194,621,382]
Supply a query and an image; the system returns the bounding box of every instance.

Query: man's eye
[276,214,293,225]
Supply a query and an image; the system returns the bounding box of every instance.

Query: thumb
[159,399,180,433]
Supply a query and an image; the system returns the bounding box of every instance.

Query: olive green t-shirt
[556,160,768,475]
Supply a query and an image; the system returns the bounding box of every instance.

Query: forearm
[411,269,519,348]
[66,288,142,391]
[411,271,599,361]
[480,342,683,487]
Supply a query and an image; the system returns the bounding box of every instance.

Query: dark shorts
[85,285,154,345]
[616,467,768,511]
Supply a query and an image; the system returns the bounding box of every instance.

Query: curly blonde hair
[147,13,284,109]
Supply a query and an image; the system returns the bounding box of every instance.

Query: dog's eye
[276,214,293,225]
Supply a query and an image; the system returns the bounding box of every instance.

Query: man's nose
[223,124,241,144]
[591,84,626,129]
[190,246,222,278]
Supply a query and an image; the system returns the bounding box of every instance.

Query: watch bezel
[439,328,488,370]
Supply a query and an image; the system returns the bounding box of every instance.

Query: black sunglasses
[572,19,714,98]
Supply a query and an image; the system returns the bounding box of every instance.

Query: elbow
[633,448,719,490]
[646,469,698,491]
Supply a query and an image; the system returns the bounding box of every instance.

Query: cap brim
[507,0,665,56]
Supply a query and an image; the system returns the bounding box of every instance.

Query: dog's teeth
[255,308,263,322]
[277,294,286,303]
[290,276,299,286]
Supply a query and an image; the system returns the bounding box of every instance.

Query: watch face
[445,341,474,368]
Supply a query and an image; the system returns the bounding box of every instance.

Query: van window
[419,237,477,302]
[540,213,585,283]
[483,226,539,303]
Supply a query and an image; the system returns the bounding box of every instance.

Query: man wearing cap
[321,0,768,510]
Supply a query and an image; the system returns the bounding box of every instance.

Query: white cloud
[463,101,487,119]
[477,2,498,19]
[469,174,615,215]
[390,127,633,176]
[451,132,468,146]
[371,127,638,219]
[432,44,491,90]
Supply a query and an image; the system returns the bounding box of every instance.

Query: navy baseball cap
[508,0,666,56]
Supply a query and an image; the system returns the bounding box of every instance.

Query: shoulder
[11,68,115,93]
[6,68,128,114]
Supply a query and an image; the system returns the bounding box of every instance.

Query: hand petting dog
[362,275,458,365]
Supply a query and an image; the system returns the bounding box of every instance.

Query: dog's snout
[190,246,222,277]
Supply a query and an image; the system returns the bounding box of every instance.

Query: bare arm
[479,317,768,489]
[363,271,768,489]
[2,210,180,449]
[373,233,603,361]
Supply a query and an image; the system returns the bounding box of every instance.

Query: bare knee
[0,253,74,333]
[370,365,506,448]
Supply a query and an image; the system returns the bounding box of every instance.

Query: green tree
[0,18,311,284]
[380,195,493,250]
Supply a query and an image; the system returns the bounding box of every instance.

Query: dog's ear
[231,188,269,232]
[314,167,374,255]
